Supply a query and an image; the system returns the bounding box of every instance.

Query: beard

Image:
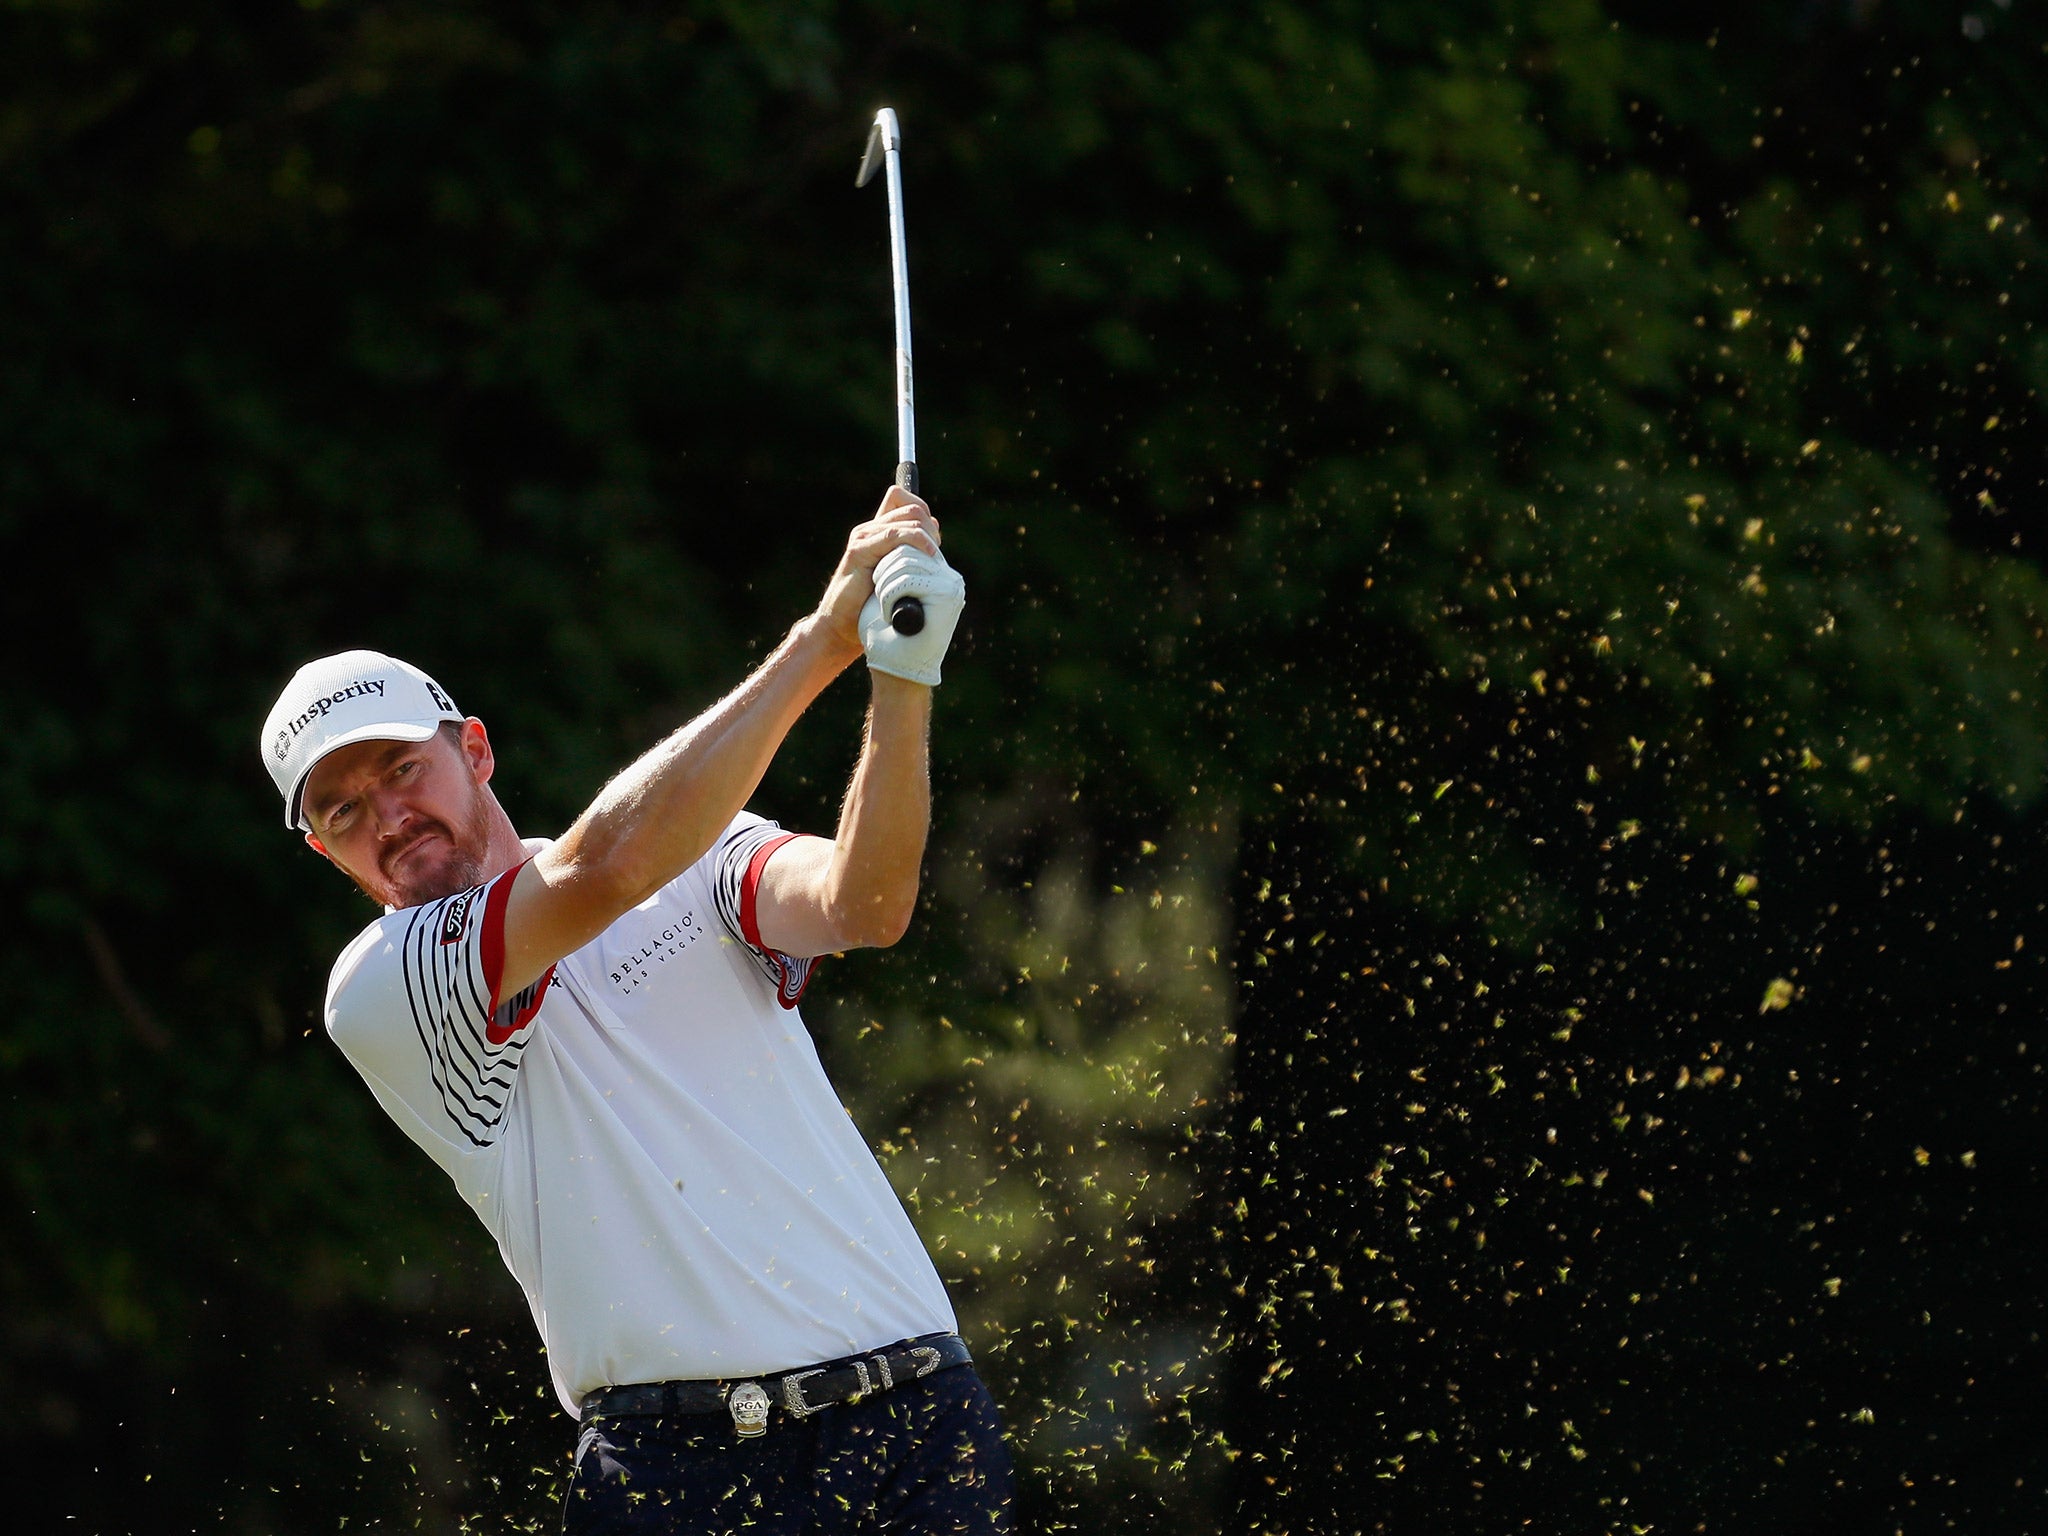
[351,783,498,911]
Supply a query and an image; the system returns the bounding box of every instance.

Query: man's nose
[370,788,418,838]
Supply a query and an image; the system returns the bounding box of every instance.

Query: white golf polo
[323,811,956,1416]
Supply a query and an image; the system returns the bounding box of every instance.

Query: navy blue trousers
[560,1366,1015,1534]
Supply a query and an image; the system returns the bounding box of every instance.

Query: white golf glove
[859,545,966,686]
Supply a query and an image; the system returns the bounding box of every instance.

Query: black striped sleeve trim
[394,875,543,1149]
[711,821,817,1009]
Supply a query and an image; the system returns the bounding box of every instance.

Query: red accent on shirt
[738,833,801,953]
[739,832,815,1009]
[481,859,552,1043]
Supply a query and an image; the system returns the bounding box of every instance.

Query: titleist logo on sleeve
[441,889,476,944]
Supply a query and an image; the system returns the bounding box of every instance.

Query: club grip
[890,461,925,633]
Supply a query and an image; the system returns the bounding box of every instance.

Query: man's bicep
[750,834,848,959]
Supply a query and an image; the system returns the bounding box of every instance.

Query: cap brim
[286,719,444,830]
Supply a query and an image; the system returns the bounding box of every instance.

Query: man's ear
[460,717,496,786]
[304,831,335,864]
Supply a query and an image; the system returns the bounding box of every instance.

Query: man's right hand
[813,486,942,662]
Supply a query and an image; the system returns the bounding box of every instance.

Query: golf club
[856,106,925,635]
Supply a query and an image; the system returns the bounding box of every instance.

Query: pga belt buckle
[724,1340,950,1440]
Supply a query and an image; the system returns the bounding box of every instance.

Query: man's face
[301,725,497,910]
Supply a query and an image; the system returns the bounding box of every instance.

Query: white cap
[261,649,465,829]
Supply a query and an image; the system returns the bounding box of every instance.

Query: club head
[856,123,886,187]
[855,107,899,187]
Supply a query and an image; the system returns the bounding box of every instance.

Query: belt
[578,1332,972,1439]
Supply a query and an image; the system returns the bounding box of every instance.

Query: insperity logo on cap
[274,677,389,761]
[260,650,464,829]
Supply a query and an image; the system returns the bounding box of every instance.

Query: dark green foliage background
[2,1,2043,1531]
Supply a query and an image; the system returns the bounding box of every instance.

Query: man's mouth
[387,830,445,874]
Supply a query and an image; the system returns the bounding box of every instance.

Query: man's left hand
[860,548,965,686]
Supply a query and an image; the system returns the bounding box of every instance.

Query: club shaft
[883,135,915,471]
[866,108,926,637]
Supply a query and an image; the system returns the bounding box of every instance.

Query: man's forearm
[498,619,852,992]
[818,673,932,947]
[495,616,856,997]
[558,617,856,901]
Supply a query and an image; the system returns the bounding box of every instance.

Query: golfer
[259,488,1012,1533]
